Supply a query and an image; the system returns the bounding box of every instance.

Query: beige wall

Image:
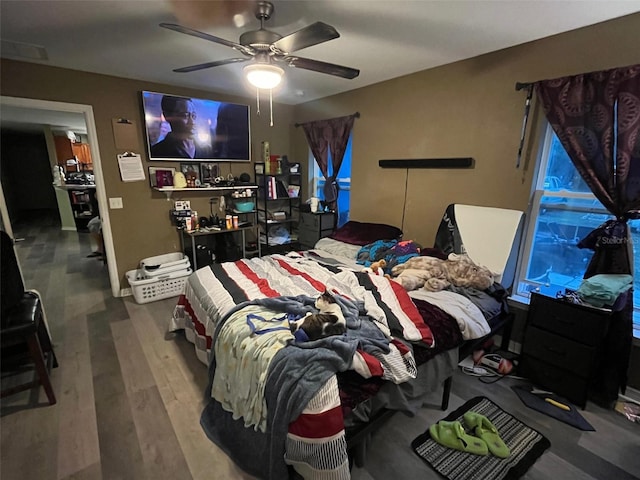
[292,13,640,247]
[0,60,294,290]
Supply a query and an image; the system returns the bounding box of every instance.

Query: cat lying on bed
[390,253,495,292]
[289,291,347,341]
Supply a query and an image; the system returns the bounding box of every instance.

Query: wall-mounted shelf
[154,185,258,200]
[378,158,474,169]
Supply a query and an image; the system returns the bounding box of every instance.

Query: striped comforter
[171,250,438,479]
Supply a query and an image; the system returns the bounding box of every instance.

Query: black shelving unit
[66,186,98,232]
[254,162,301,254]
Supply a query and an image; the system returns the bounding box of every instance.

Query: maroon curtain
[301,124,329,179]
[300,114,356,211]
[536,65,640,218]
[535,64,640,406]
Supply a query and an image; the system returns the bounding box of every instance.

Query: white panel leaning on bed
[409,204,525,340]
[452,204,525,288]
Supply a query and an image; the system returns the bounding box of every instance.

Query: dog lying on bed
[289,291,347,341]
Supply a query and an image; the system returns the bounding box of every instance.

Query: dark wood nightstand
[298,212,335,249]
[519,292,612,408]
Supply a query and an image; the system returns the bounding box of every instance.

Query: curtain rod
[515,82,533,91]
[294,111,360,128]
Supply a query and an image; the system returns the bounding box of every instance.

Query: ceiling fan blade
[173,58,248,73]
[283,56,359,79]
[160,23,255,56]
[272,22,339,54]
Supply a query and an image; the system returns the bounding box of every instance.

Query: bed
[169,204,524,479]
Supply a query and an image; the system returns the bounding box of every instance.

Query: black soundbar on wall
[378,158,474,169]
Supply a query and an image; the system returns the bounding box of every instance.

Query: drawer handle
[544,345,567,356]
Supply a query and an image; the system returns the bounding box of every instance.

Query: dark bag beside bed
[215,233,241,262]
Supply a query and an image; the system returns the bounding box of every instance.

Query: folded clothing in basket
[141,252,191,278]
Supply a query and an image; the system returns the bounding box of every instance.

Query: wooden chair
[1,231,58,405]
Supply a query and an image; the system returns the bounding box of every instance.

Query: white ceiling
[1,105,87,133]
[1,0,639,124]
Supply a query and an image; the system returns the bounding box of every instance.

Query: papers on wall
[117,153,145,182]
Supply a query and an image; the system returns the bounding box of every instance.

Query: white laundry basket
[126,267,192,304]
[140,252,191,278]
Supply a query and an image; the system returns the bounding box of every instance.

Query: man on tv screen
[150,95,213,159]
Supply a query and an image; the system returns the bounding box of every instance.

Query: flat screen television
[141,90,251,162]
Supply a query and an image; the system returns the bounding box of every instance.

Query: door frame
[0,95,119,298]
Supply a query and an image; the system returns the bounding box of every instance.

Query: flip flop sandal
[429,420,488,455]
[463,411,510,458]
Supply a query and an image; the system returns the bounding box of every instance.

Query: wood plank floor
[2,215,639,480]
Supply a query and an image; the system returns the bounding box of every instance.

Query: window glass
[518,127,639,338]
[310,135,352,227]
[544,136,591,193]
[523,196,609,291]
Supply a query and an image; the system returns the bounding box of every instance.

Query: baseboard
[119,287,132,297]
[61,227,77,231]
[620,386,640,405]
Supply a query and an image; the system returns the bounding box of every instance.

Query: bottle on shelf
[262,141,270,173]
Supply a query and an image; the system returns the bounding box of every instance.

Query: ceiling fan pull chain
[269,89,274,127]
[256,88,261,116]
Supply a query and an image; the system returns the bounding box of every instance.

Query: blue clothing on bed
[356,239,420,272]
[356,239,398,266]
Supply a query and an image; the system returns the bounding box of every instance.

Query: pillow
[329,220,403,246]
[313,237,362,259]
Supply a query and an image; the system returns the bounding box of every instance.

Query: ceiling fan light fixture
[244,63,284,89]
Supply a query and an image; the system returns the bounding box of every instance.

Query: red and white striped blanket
[171,251,436,479]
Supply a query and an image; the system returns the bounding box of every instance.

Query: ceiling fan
[160,0,360,85]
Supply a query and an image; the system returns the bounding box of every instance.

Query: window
[517,125,640,338]
[309,135,352,227]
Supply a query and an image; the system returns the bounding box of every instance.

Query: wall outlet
[109,197,123,209]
